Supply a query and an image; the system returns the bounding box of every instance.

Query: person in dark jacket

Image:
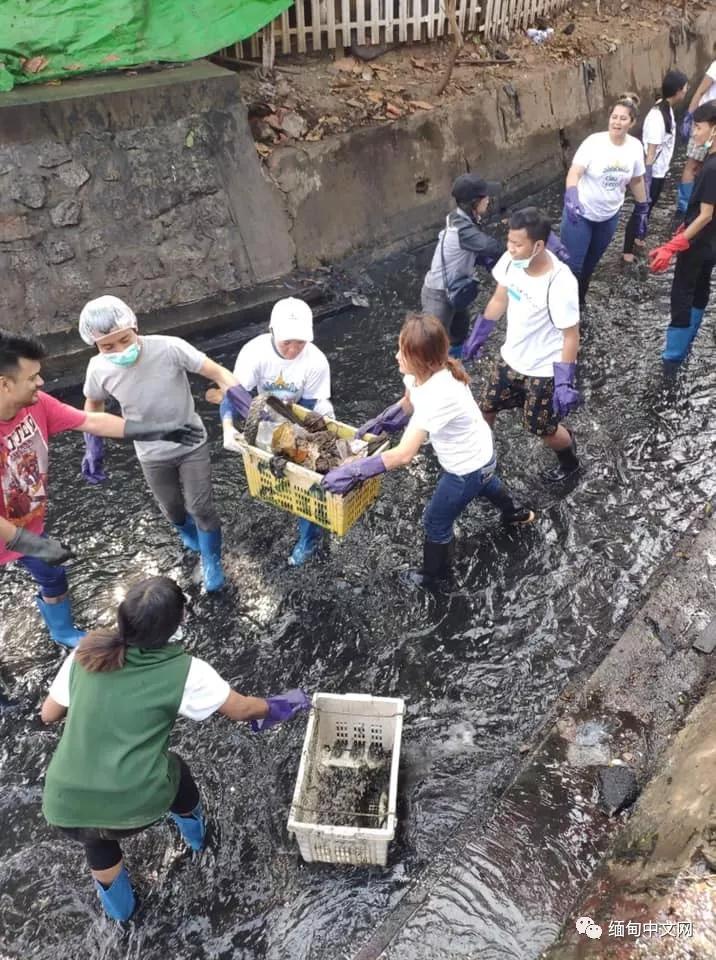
[41,575,310,922]
[421,174,503,359]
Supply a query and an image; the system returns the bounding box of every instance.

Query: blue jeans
[423,459,513,543]
[17,554,69,598]
[560,209,620,302]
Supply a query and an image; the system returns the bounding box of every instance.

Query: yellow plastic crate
[236,405,388,537]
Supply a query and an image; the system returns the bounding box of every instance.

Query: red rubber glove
[648,230,690,273]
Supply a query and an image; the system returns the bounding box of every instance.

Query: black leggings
[623,176,665,255]
[57,755,200,871]
[670,245,714,328]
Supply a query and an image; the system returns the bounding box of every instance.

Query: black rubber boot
[402,539,453,587]
[482,481,536,525]
[543,428,580,483]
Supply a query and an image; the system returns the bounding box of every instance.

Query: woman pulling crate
[219,297,335,566]
[322,313,534,586]
[40,574,309,922]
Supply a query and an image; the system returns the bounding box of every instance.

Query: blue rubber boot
[170,803,206,852]
[448,343,464,360]
[35,594,84,649]
[676,181,694,214]
[662,325,693,363]
[174,514,199,552]
[94,864,136,921]
[687,306,706,345]
[197,528,225,592]
[289,519,323,567]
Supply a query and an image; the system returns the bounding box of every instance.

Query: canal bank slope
[0,8,713,342]
[351,507,716,960]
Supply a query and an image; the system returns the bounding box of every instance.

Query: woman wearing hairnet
[78,297,238,592]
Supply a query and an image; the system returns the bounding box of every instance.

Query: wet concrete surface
[2,173,716,960]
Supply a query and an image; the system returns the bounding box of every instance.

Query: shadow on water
[2,171,716,960]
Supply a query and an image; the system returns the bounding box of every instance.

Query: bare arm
[218,690,270,722]
[644,143,658,166]
[688,76,712,115]
[199,358,238,391]
[682,202,714,243]
[0,515,18,546]
[77,412,130,438]
[565,164,587,189]
[41,695,67,724]
[561,325,580,364]
[380,425,426,470]
[629,175,648,204]
[483,284,509,323]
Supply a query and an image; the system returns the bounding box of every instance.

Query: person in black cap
[421,174,503,359]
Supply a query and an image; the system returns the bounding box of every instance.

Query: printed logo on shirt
[0,413,49,524]
[260,372,301,402]
[601,161,631,191]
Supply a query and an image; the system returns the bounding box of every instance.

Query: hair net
[79,295,137,345]
[269,297,314,343]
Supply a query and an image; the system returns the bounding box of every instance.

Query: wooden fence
[222,0,571,59]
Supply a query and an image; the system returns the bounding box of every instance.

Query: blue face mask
[107,342,140,366]
[511,249,537,271]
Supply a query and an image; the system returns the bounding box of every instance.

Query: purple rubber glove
[633,200,650,241]
[322,453,387,494]
[81,433,107,484]
[681,111,693,141]
[552,362,582,417]
[564,185,584,225]
[643,164,653,198]
[251,688,311,732]
[356,402,409,439]
[463,314,495,362]
[474,253,499,271]
[546,230,570,264]
[225,384,253,420]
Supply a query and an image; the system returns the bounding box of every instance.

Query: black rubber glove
[123,420,204,445]
[6,528,73,565]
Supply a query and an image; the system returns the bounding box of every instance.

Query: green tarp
[0,0,291,92]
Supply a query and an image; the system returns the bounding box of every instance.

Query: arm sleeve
[165,336,207,374]
[178,657,232,721]
[48,653,75,708]
[301,351,332,403]
[456,221,503,259]
[83,361,111,403]
[641,110,665,147]
[707,61,716,83]
[700,166,716,206]
[572,134,595,169]
[491,252,511,286]
[550,269,581,330]
[41,392,88,435]
[234,342,259,391]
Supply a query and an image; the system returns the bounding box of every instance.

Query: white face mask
[706,126,716,151]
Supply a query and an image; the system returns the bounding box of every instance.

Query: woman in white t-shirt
[560,94,648,304]
[215,297,334,567]
[322,313,534,586]
[623,70,688,262]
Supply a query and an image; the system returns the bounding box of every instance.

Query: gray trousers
[420,284,470,346]
[139,442,220,532]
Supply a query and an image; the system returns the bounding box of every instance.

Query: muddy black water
[2,174,716,960]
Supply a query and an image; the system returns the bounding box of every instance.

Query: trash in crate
[288,693,404,866]
[245,395,373,473]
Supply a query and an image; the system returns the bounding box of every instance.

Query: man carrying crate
[219,297,334,567]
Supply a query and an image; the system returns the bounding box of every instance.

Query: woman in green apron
[41,575,309,921]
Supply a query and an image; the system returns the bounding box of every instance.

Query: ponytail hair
[613,91,640,123]
[655,70,688,135]
[399,312,470,385]
[76,575,186,673]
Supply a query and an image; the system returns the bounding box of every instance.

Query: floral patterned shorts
[480,360,560,437]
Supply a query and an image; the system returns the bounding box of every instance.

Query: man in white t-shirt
[678,56,716,214]
[463,207,582,482]
[217,298,334,566]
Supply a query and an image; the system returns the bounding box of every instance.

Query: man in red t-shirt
[0,331,204,653]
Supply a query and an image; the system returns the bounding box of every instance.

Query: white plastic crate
[288,692,404,866]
